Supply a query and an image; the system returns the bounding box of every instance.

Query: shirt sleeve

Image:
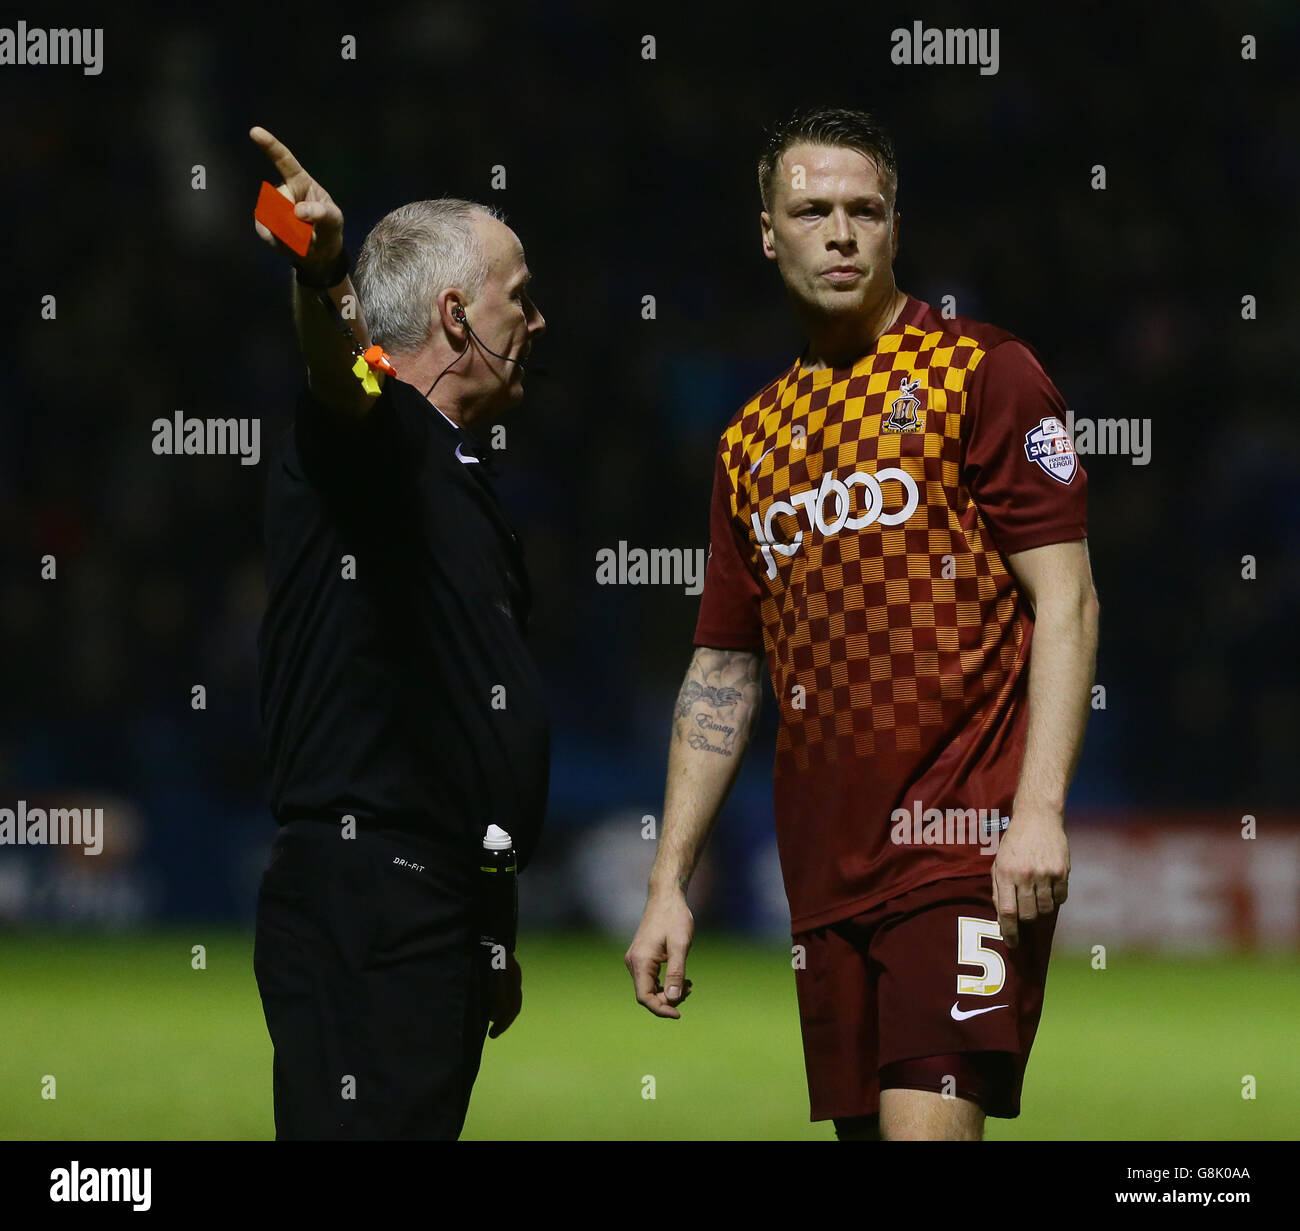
[962,339,1088,557]
[294,374,429,493]
[692,445,765,651]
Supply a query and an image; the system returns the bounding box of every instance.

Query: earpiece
[425,301,543,400]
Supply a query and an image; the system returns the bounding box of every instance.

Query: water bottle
[479,824,518,960]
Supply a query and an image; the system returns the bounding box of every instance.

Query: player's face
[467,215,545,409]
[761,143,899,318]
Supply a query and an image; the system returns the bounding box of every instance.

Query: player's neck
[801,287,908,371]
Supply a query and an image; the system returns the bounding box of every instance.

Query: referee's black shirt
[257,374,550,869]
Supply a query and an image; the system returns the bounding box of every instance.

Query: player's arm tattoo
[674,679,743,718]
[672,647,764,758]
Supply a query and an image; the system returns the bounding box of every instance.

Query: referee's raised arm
[248,125,383,417]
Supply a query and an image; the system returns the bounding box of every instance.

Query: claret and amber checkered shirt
[694,294,1087,931]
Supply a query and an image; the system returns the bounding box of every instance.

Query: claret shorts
[792,874,1058,1121]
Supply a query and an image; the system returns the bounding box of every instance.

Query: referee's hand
[625,892,695,1019]
[248,125,344,282]
[487,952,522,1039]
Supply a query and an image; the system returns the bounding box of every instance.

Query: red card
[254,180,313,258]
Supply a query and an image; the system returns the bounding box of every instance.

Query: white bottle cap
[483,824,513,852]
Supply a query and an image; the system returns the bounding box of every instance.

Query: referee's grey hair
[353,199,504,356]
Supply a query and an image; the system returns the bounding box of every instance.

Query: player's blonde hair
[757,106,899,213]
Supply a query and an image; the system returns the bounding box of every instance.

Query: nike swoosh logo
[950,1001,1009,1021]
[455,442,480,464]
[749,444,776,475]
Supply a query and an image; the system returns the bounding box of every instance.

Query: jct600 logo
[750,468,920,578]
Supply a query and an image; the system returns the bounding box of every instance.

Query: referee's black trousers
[253,819,490,1140]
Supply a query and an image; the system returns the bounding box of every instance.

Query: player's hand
[486,950,522,1039]
[248,125,344,280]
[625,891,695,1019]
[991,807,1069,949]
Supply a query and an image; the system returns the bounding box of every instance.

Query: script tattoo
[687,711,738,755]
[672,648,763,760]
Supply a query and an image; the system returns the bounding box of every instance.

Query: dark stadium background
[1,2,1294,921]
[0,2,1297,1143]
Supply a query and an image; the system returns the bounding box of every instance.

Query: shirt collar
[794,292,924,379]
[424,400,462,436]
[427,400,497,474]
[431,403,460,432]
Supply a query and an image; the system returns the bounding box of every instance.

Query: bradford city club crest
[1023,415,1078,484]
[883,377,925,433]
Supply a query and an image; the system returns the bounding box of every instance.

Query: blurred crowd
[1,3,1295,924]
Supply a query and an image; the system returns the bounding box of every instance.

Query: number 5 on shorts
[957,916,1007,996]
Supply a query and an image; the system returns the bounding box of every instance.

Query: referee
[247,127,550,1140]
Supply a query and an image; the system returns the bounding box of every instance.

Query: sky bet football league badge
[1024,415,1077,484]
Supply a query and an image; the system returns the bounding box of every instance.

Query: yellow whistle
[351,353,381,395]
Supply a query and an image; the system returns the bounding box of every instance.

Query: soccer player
[249,127,549,1139]
[626,107,1099,1141]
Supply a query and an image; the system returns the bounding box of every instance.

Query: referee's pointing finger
[248,125,306,185]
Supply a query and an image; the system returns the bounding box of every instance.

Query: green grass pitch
[0,931,1295,1140]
